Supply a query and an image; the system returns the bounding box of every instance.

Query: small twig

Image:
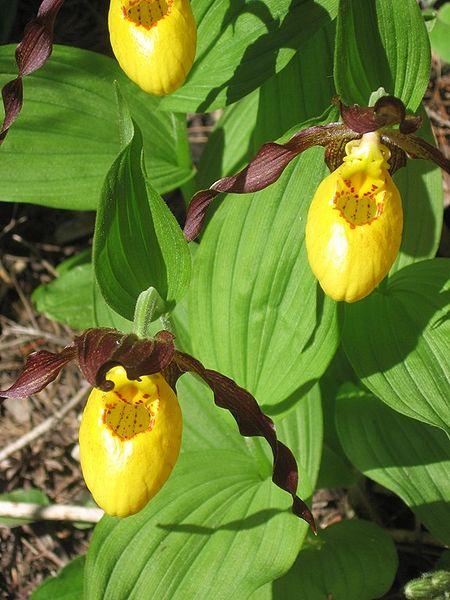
[21,536,40,557]
[22,525,69,568]
[7,267,38,329]
[0,383,90,463]
[1,322,70,346]
[425,105,450,129]
[0,502,103,524]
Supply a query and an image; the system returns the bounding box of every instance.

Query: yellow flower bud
[108,0,197,96]
[79,366,182,516]
[305,132,403,302]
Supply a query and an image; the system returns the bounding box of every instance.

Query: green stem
[133,287,167,338]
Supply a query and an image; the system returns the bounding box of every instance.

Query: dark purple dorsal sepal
[340,95,408,134]
[73,328,176,390]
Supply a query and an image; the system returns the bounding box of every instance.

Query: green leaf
[93,113,191,321]
[250,20,336,151]
[342,259,450,435]
[197,89,260,189]
[429,4,450,63]
[197,19,336,188]
[32,258,132,332]
[336,385,450,544]
[391,108,443,273]
[0,488,50,526]
[85,451,309,600]
[335,0,431,111]
[157,0,338,112]
[33,262,96,331]
[276,385,323,489]
[92,276,134,332]
[271,520,398,600]
[0,45,193,210]
[30,556,85,600]
[190,143,339,417]
[316,349,358,489]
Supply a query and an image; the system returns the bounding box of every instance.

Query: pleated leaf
[316,350,358,489]
[189,143,339,417]
[33,259,132,332]
[335,0,430,111]
[249,21,336,152]
[0,45,193,210]
[178,372,322,490]
[391,109,443,273]
[336,385,450,544]
[85,451,309,600]
[342,259,450,434]
[93,113,191,321]
[197,19,336,188]
[157,0,338,112]
[270,520,398,600]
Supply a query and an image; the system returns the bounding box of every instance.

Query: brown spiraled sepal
[170,350,316,531]
[340,95,407,133]
[0,0,64,143]
[183,122,350,241]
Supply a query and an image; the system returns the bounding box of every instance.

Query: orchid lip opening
[103,383,160,440]
[121,0,173,29]
[333,176,385,228]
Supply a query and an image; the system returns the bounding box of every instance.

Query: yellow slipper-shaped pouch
[306,132,403,303]
[109,0,197,96]
[79,366,182,516]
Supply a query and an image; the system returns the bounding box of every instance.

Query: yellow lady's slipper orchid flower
[1,328,315,530]
[108,0,197,96]
[79,366,182,517]
[305,132,403,302]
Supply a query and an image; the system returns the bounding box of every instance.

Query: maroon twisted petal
[170,350,316,532]
[0,0,64,143]
[183,122,348,242]
[0,347,75,400]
